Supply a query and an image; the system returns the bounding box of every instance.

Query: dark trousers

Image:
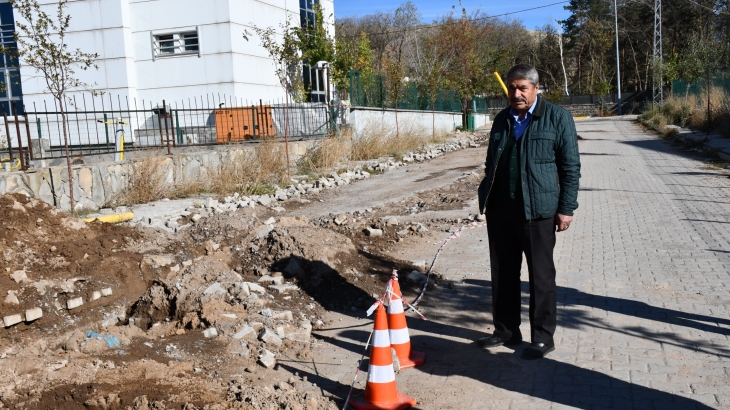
[486,202,557,344]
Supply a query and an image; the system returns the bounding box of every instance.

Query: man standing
[477,64,581,360]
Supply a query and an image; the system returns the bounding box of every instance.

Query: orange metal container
[214,106,275,142]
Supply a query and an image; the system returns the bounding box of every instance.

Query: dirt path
[290,145,487,219]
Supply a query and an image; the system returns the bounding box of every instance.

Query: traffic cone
[387,278,426,369]
[350,302,416,410]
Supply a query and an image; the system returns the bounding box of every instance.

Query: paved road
[299,118,730,409]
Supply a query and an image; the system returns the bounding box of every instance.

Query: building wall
[16,0,336,110]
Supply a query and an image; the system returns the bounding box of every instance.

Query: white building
[1,0,335,114]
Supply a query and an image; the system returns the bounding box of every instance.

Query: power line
[338,1,571,39]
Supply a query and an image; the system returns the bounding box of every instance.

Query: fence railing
[0,94,337,167]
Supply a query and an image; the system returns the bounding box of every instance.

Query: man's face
[507,78,539,114]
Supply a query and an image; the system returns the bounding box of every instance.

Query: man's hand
[555,214,573,232]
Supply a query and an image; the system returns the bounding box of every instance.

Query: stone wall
[0,140,315,212]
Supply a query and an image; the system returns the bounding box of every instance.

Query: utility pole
[652,0,663,106]
[614,0,622,115]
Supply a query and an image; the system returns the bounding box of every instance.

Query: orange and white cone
[387,278,426,369]
[350,302,416,410]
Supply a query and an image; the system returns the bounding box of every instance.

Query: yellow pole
[85,212,134,224]
[494,72,508,97]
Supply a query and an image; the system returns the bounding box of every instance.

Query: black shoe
[477,334,522,349]
[521,342,555,360]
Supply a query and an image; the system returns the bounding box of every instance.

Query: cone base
[349,391,417,410]
[396,350,426,369]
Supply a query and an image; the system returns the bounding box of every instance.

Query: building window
[303,65,326,103]
[152,28,200,59]
[0,1,23,116]
[300,0,319,27]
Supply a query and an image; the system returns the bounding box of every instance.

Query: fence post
[23,113,34,161]
[4,111,13,165]
[12,102,26,170]
[103,113,110,147]
[251,105,257,139]
[162,100,172,154]
[357,71,362,106]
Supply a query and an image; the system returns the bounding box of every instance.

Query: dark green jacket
[478,96,581,219]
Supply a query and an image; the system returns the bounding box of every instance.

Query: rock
[3,314,22,327]
[285,320,312,342]
[476,214,486,222]
[67,297,83,310]
[141,254,174,269]
[191,214,202,223]
[258,275,284,285]
[260,308,274,317]
[206,198,219,209]
[246,282,266,294]
[334,215,348,226]
[272,206,286,213]
[272,310,293,321]
[258,327,283,346]
[232,325,256,340]
[396,229,409,237]
[204,240,220,255]
[101,288,113,297]
[283,258,305,278]
[269,284,299,294]
[365,227,383,237]
[258,349,276,368]
[407,271,428,284]
[10,270,28,283]
[257,196,272,206]
[91,291,102,301]
[410,260,426,270]
[235,282,250,298]
[203,282,227,296]
[264,217,277,225]
[203,328,218,338]
[101,316,119,328]
[4,290,19,305]
[386,217,399,226]
[25,307,42,322]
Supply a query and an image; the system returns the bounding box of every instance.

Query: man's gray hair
[506,64,539,86]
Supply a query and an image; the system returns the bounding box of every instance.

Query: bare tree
[251,19,304,178]
[8,0,98,215]
[412,27,453,137]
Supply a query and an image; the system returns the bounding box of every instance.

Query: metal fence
[0,94,334,167]
[349,70,489,114]
[672,76,730,98]
[487,91,651,114]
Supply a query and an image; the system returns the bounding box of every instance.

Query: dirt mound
[0,193,145,339]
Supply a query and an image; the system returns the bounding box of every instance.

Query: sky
[334,0,572,31]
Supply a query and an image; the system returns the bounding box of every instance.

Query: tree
[412,27,452,137]
[7,0,98,215]
[251,19,305,178]
[437,8,492,128]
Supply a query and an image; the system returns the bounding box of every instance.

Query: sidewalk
[297,117,729,409]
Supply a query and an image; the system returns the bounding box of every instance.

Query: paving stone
[258,327,283,346]
[25,307,42,322]
[365,227,383,237]
[67,297,83,310]
[258,349,276,368]
[268,284,299,294]
[232,325,256,340]
[3,314,22,327]
[257,275,284,285]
